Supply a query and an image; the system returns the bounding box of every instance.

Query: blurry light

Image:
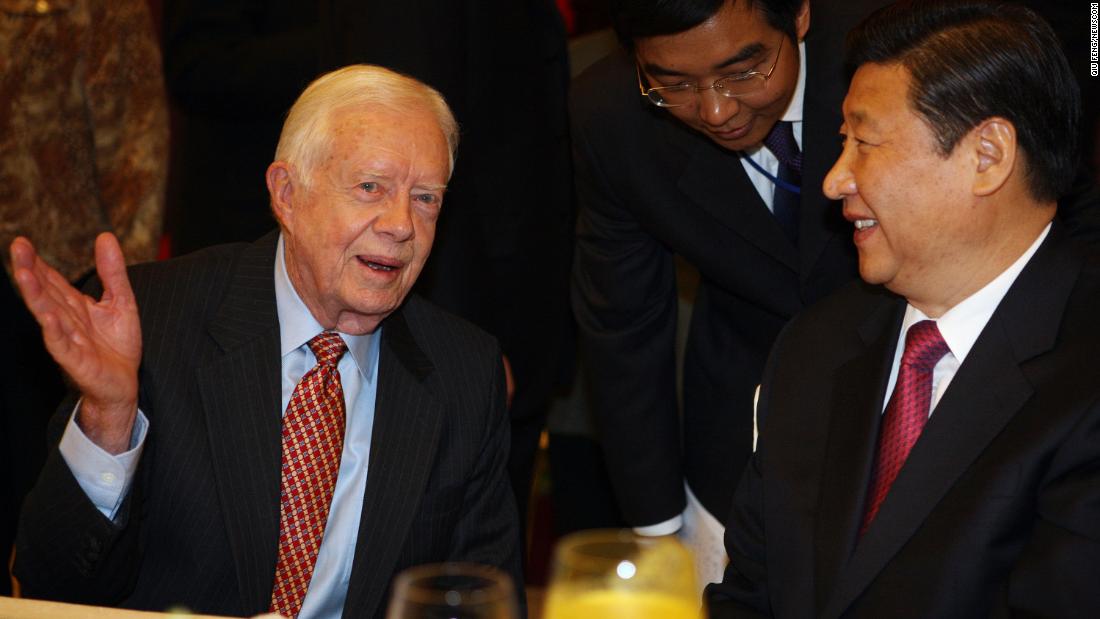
[616,560,636,580]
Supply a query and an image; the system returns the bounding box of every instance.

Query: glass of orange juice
[543,529,702,619]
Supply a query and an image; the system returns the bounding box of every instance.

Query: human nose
[696,88,740,127]
[374,196,415,241]
[823,147,856,200]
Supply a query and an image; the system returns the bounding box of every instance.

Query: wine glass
[385,562,519,619]
[543,529,702,619]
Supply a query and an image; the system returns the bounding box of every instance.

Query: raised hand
[10,233,142,454]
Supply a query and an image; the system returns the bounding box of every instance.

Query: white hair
[274,64,459,186]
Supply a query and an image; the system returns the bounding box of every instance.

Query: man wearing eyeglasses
[569,0,892,582]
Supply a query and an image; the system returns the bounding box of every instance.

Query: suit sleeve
[13,275,148,604]
[703,323,793,619]
[704,453,771,619]
[1004,397,1100,616]
[13,392,145,605]
[569,96,685,527]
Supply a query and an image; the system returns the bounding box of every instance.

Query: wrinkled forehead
[331,103,451,172]
[323,105,450,179]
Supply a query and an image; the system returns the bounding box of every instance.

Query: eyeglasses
[637,35,786,108]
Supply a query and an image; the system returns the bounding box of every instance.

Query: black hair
[846,0,1080,202]
[610,0,805,50]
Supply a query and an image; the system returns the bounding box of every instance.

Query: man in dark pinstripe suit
[9,65,522,618]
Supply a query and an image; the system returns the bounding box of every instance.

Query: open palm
[10,233,142,452]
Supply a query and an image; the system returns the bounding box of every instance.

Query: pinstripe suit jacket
[14,231,523,618]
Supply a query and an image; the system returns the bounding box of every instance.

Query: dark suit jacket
[569,0,892,526]
[14,232,523,619]
[707,223,1100,618]
[163,0,575,518]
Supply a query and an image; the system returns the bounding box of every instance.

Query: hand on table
[10,233,142,454]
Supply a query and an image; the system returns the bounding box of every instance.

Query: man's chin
[856,259,892,288]
[332,296,405,335]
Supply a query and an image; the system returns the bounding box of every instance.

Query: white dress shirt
[59,234,380,619]
[883,223,1051,414]
[738,40,807,212]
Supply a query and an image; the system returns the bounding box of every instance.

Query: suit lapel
[343,304,444,618]
[812,297,903,613]
[195,232,284,611]
[675,131,799,271]
[822,225,1082,618]
[675,24,852,281]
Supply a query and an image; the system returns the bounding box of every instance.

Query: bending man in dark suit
[707,1,1100,616]
[10,65,521,618]
[570,0,891,579]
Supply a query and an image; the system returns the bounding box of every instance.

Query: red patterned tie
[861,320,950,534]
[269,331,348,618]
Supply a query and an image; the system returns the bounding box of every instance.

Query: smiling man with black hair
[707,2,1100,615]
[570,0,892,580]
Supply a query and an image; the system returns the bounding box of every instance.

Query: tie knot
[763,120,802,174]
[307,331,348,368]
[901,320,950,371]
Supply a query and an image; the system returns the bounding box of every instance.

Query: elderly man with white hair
[10,65,521,619]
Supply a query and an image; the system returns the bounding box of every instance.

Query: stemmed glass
[543,529,702,619]
[385,563,519,619]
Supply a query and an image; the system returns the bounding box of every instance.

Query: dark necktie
[763,121,802,245]
[270,331,348,618]
[861,320,950,534]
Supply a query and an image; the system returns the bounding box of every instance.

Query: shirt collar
[274,234,377,379]
[742,40,806,157]
[900,222,1051,363]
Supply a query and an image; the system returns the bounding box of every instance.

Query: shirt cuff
[633,514,684,537]
[58,402,148,521]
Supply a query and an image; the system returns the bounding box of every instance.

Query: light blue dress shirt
[59,234,380,619]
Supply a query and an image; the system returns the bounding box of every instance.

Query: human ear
[266,161,297,228]
[972,118,1016,197]
[795,0,811,41]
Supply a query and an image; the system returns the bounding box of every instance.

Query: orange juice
[544,589,700,619]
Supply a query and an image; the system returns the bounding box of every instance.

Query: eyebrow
[846,110,882,133]
[354,170,448,192]
[643,42,767,78]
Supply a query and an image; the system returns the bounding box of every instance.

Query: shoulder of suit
[125,240,256,318]
[128,240,249,286]
[398,294,501,360]
[782,279,894,343]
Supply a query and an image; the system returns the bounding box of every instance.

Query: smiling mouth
[854,219,878,230]
[712,121,751,139]
[358,256,400,272]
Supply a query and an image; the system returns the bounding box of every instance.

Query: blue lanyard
[740,153,801,195]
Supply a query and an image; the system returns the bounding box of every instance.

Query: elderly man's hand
[10,233,142,454]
